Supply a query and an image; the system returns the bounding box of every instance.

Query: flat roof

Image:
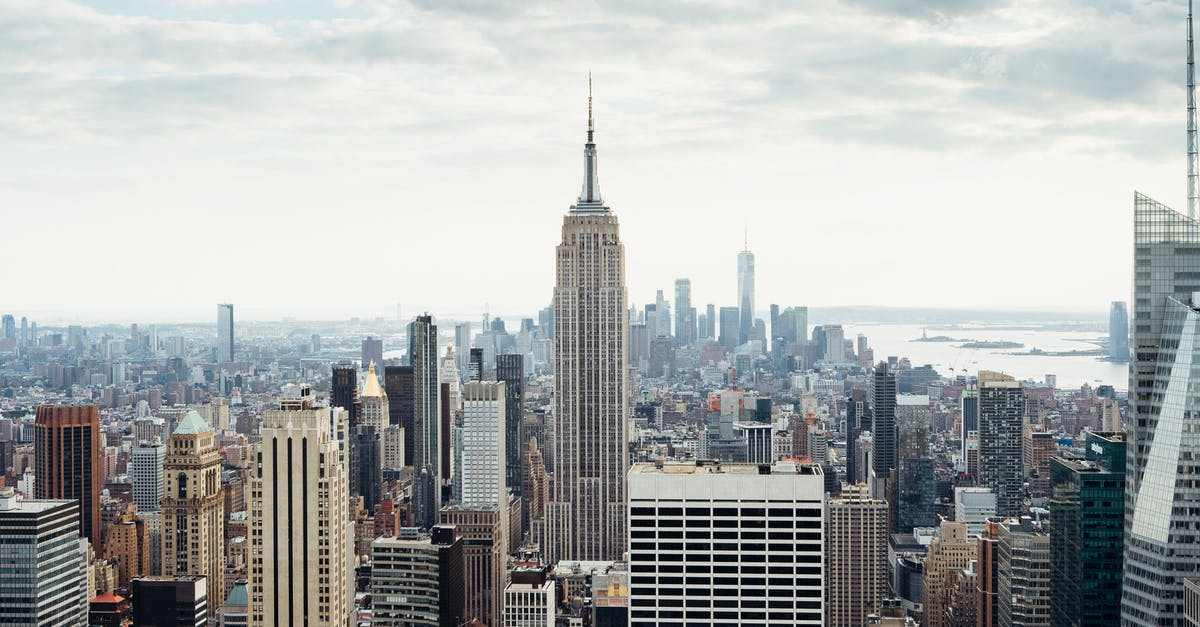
[630,460,821,476]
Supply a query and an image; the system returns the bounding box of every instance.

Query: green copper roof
[223,580,248,607]
[173,409,212,436]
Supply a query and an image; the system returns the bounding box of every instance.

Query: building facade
[628,460,825,626]
[411,315,442,530]
[0,491,89,626]
[161,410,225,612]
[35,404,102,550]
[371,526,464,627]
[978,374,1024,517]
[825,483,888,627]
[547,89,630,564]
[131,441,165,514]
[248,386,353,627]
[217,303,234,363]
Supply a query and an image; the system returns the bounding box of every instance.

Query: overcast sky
[1,0,1191,322]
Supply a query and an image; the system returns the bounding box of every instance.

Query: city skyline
[4,1,1190,317]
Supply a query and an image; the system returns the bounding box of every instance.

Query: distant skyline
[3,1,1190,318]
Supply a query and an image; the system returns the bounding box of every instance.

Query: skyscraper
[674,278,692,347]
[384,364,414,467]
[35,404,101,549]
[997,517,1051,627]
[496,354,524,497]
[371,526,465,627]
[1050,431,1125,626]
[353,362,387,510]
[628,460,825,625]
[825,483,889,627]
[704,303,716,340]
[410,314,441,530]
[217,303,234,363]
[0,490,89,626]
[737,244,755,345]
[870,363,897,503]
[362,336,384,371]
[330,363,359,426]
[1122,194,1200,624]
[961,387,979,460]
[161,411,224,617]
[459,382,506,507]
[249,386,353,627]
[718,306,740,350]
[131,441,165,514]
[1109,301,1130,361]
[547,81,629,563]
[978,372,1024,517]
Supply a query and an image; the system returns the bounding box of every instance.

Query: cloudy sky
[1,0,1190,322]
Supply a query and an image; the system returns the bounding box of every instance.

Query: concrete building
[547,89,629,564]
[162,410,224,613]
[997,517,1050,627]
[439,506,508,626]
[953,487,997,537]
[1023,428,1056,498]
[460,381,507,508]
[248,386,353,627]
[217,303,234,363]
[921,521,975,627]
[371,526,465,627]
[628,460,825,625]
[35,404,102,549]
[826,483,889,627]
[978,373,1024,517]
[0,490,89,625]
[502,565,555,627]
[130,441,165,514]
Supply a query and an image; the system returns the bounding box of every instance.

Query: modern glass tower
[1110,301,1131,361]
[1121,193,1200,624]
[737,248,755,345]
[410,314,441,530]
[217,303,234,363]
[546,81,629,563]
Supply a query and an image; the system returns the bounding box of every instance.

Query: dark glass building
[1050,431,1125,626]
[871,363,897,488]
[34,405,101,549]
[384,365,415,467]
[331,363,359,426]
[351,425,381,512]
[131,576,208,627]
[496,354,525,496]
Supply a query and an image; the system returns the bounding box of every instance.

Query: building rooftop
[173,410,212,436]
[630,460,821,476]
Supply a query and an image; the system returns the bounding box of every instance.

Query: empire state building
[546,81,629,563]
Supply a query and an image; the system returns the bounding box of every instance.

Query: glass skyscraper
[1122,193,1200,624]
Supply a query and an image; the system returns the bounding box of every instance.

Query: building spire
[576,73,604,211]
[1190,0,1197,219]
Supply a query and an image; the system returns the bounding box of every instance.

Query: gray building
[131,441,165,513]
[410,314,441,530]
[737,248,755,345]
[496,354,524,497]
[0,490,88,626]
[674,278,693,347]
[217,303,234,363]
[979,375,1024,517]
[998,517,1050,627]
[1109,301,1130,361]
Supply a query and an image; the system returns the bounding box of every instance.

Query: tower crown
[572,74,609,214]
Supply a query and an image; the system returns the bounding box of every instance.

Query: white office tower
[249,385,353,627]
[0,490,89,625]
[460,381,506,507]
[502,565,555,627]
[130,441,165,513]
[548,82,630,563]
[954,487,997,537]
[217,303,234,363]
[628,460,824,626]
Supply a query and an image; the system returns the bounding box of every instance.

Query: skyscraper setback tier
[1122,193,1200,624]
[546,85,629,563]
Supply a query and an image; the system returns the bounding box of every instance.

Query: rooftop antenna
[587,72,594,144]
[1190,0,1197,219]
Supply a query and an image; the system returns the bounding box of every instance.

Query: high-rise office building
[953,487,997,537]
[331,363,359,426]
[1118,191,1200,624]
[845,389,869,486]
[162,410,225,611]
[361,336,383,372]
[439,505,508,626]
[455,323,472,372]
[35,404,101,549]
[411,314,441,530]
[997,517,1051,627]
[1051,431,1125,627]
[628,460,824,625]
[460,381,506,507]
[547,84,629,564]
[704,303,716,340]
[217,303,234,363]
[978,519,1003,627]
[0,490,89,626]
[674,278,692,347]
[737,246,755,345]
[825,483,889,627]
[353,362,387,510]
[1109,301,1130,361]
[718,306,740,350]
[503,565,556,627]
[131,576,208,627]
[248,386,353,627]
[978,373,1024,517]
[961,387,979,460]
[384,364,414,467]
[895,394,936,533]
[371,526,464,627]
[0,313,14,339]
[131,441,165,514]
[495,355,524,497]
[439,344,459,497]
[823,324,846,363]
[871,363,897,503]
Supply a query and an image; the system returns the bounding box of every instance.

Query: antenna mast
[1189,0,1197,218]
